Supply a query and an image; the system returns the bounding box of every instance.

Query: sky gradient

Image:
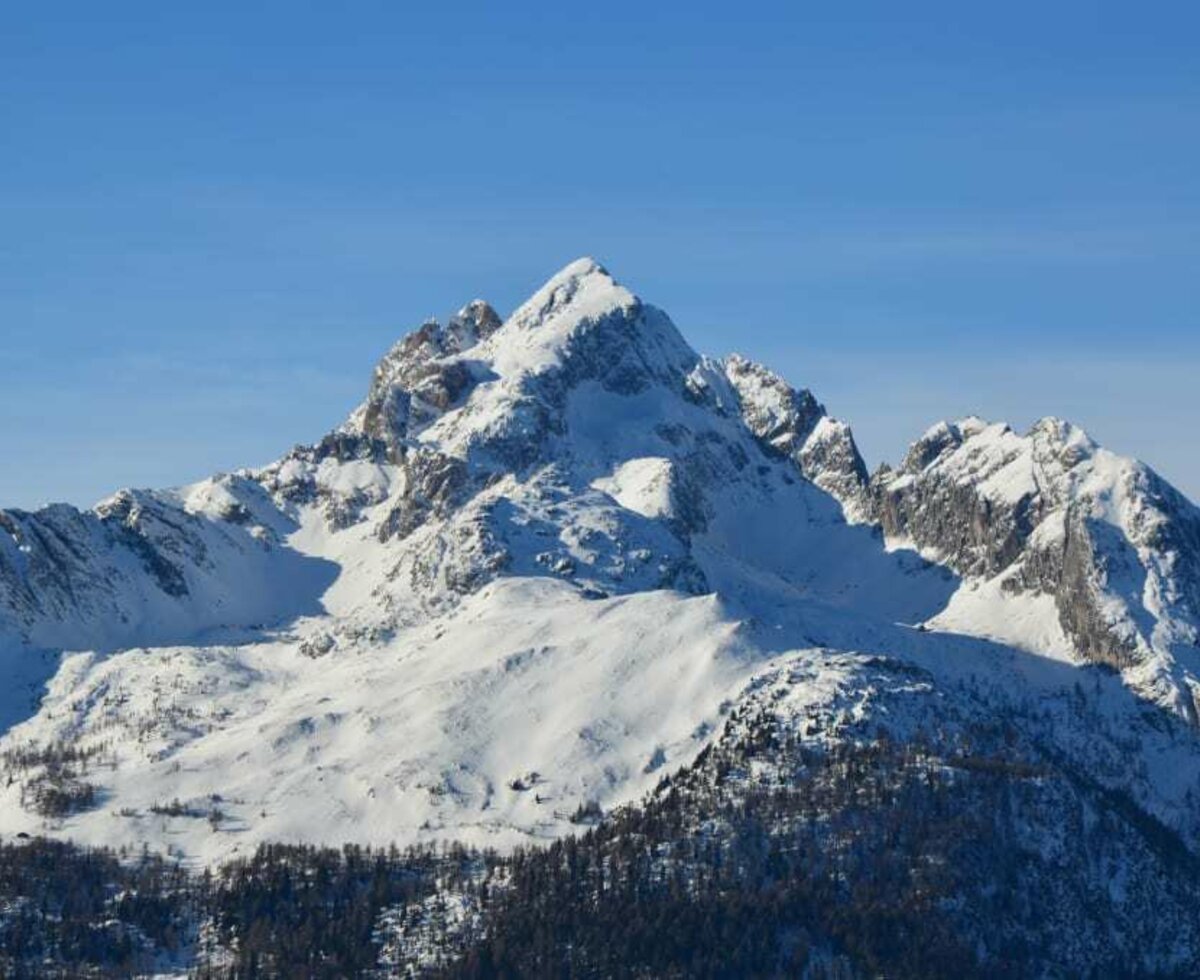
[3,2,1198,507]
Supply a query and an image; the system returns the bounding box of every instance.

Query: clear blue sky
[3,1,1198,507]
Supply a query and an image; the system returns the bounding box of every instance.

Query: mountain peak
[469,258,695,393]
[527,256,616,301]
[557,254,608,278]
[343,259,692,459]
[501,256,633,339]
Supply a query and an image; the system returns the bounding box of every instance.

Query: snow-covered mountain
[2,256,1200,902]
[865,414,1200,719]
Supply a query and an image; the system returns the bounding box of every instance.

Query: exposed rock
[376,450,471,543]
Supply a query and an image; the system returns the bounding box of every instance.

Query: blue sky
[3,1,1198,507]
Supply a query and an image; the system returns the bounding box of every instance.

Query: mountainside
[2,258,1200,975]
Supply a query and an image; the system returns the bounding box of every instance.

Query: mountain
[3,258,1200,976]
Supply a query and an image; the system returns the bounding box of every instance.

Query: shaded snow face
[2,256,1200,864]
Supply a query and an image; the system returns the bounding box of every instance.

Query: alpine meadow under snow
[3,259,1200,976]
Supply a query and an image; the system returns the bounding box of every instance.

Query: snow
[591,458,676,520]
[925,573,1075,661]
[919,419,958,444]
[805,415,843,444]
[937,422,1039,504]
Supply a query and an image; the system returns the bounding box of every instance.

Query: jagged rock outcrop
[355,300,503,453]
[718,353,826,455]
[689,352,870,518]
